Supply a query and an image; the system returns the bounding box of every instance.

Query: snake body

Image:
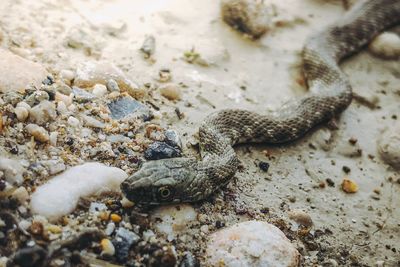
[121,0,400,205]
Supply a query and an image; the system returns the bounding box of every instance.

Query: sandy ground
[1,0,399,266]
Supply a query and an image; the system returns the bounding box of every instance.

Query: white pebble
[59,69,75,85]
[105,222,116,235]
[14,106,29,121]
[0,157,25,185]
[49,132,58,146]
[206,221,300,267]
[29,100,56,126]
[26,124,50,143]
[16,101,31,110]
[92,84,107,97]
[377,125,400,169]
[369,32,400,59]
[67,116,80,128]
[30,163,127,221]
[159,84,181,100]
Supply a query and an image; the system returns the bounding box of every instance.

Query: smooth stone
[144,141,182,160]
[0,49,48,93]
[72,87,97,103]
[369,32,400,59]
[112,227,140,262]
[29,100,56,126]
[220,0,272,39]
[377,125,400,169]
[26,124,50,143]
[30,163,127,221]
[108,96,152,121]
[205,221,300,267]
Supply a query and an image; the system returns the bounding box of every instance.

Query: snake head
[120,158,199,205]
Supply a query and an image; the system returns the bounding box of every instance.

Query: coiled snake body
[121,0,400,205]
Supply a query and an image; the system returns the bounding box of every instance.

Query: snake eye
[158,187,171,199]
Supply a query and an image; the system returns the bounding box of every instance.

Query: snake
[121,0,400,205]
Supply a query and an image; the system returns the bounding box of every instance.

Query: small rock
[72,87,97,103]
[59,69,75,85]
[369,32,400,59]
[55,92,73,106]
[105,222,116,235]
[205,221,300,266]
[160,84,181,100]
[108,96,152,121]
[11,186,29,203]
[288,209,313,228]
[29,100,56,125]
[55,83,73,95]
[30,163,127,220]
[258,161,270,172]
[14,106,29,122]
[220,0,272,39]
[113,227,140,262]
[377,125,400,169]
[74,61,138,94]
[144,142,182,160]
[25,90,50,106]
[0,157,25,185]
[164,129,182,149]
[40,160,66,175]
[92,84,107,97]
[0,49,48,93]
[106,79,120,92]
[101,238,115,256]
[142,229,155,242]
[81,114,105,129]
[313,128,332,151]
[140,35,156,58]
[180,251,200,267]
[67,116,80,128]
[10,245,48,267]
[49,132,58,146]
[26,124,50,143]
[341,178,358,193]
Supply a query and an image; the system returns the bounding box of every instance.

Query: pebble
[341,178,358,193]
[288,209,313,228]
[258,161,270,172]
[29,100,56,125]
[108,96,152,121]
[54,92,72,106]
[140,35,156,58]
[80,114,105,129]
[0,49,48,93]
[72,87,97,103]
[179,251,200,267]
[49,132,58,146]
[110,213,122,223]
[144,141,182,160]
[59,69,75,85]
[377,125,400,169]
[10,245,48,267]
[14,106,29,121]
[369,32,400,59]
[106,79,120,92]
[105,222,116,235]
[26,124,50,143]
[74,61,138,94]
[55,83,73,95]
[11,186,29,203]
[67,116,80,128]
[113,227,140,262]
[205,221,300,266]
[220,0,272,39]
[0,157,25,185]
[159,84,181,100]
[25,90,50,106]
[164,129,182,149]
[40,160,66,175]
[92,84,107,97]
[151,204,197,241]
[101,238,115,256]
[30,163,127,220]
